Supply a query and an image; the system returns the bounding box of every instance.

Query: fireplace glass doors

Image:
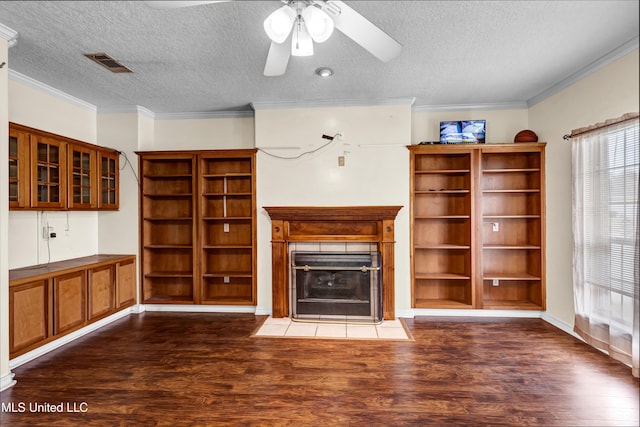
[291,252,382,323]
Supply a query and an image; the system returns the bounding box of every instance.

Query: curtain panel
[571,114,639,377]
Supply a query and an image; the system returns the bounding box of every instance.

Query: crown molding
[0,23,18,47]
[153,110,254,120]
[412,102,528,113]
[9,69,97,112]
[97,105,155,118]
[97,106,253,119]
[251,97,416,111]
[527,36,640,107]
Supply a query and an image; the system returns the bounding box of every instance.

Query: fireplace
[264,206,402,320]
[292,252,382,323]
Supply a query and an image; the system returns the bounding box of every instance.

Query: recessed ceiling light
[315,67,334,78]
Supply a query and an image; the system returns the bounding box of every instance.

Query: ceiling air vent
[84,52,132,73]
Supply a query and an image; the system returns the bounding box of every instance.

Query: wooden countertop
[9,254,136,285]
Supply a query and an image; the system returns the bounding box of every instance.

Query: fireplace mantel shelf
[264,205,402,320]
[263,206,402,221]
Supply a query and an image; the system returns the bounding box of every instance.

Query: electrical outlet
[338,156,345,166]
[492,222,499,232]
[492,279,499,287]
[223,223,230,233]
[223,276,230,283]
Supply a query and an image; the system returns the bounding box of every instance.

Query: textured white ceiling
[0,1,638,115]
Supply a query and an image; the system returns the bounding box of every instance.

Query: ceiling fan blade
[264,41,291,77]
[320,0,402,62]
[145,1,231,9]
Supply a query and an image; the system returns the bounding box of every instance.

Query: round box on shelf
[514,129,538,143]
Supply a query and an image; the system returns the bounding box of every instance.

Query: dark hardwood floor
[1,313,638,426]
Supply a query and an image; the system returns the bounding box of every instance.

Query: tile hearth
[253,317,412,340]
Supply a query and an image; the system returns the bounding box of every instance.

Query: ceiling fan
[145,1,403,76]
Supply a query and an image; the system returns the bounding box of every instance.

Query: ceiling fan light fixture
[291,18,313,57]
[264,5,296,44]
[302,5,334,43]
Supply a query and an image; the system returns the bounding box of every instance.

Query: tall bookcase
[410,148,474,308]
[479,146,545,309]
[409,143,545,310]
[138,150,256,305]
[140,153,196,303]
[199,152,256,304]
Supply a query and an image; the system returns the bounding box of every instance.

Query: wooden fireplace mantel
[264,206,402,320]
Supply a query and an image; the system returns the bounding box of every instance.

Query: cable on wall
[39,211,51,265]
[119,151,140,185]
[258,133,342,160]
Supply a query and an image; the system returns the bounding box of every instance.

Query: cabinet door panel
[98,150,119,209]
[54,271,86,334]
[88,266,115,319]
[31,135,67,209]
[116,258,136,308]
[9,280,51,355]
[9,127,31,209]
[68,143,97,209]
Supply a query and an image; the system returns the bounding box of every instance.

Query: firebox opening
[291,252,382,324]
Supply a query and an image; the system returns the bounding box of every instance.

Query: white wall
[148,116,254,150]
[96,113,141,255]
[529,48,640,326]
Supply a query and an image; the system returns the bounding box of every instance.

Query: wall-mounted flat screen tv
[440,120,486,144]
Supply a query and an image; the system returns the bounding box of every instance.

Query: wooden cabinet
[116,257,136,308]
[138,150,257,305]
[98,150,119,209]
[68,143,97,209]
[8,122,119,210]
[9,280,52,357]
[32,134,67,209]
[409,143,545,310]
[88,265,115,320]
[8,254,136,358]
[9,127,30,208]
[53,270,87,334]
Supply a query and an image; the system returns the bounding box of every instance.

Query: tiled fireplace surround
[264,206,402,320]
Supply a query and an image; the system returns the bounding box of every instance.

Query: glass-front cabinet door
[31,135,67,209]
[68,143,97,209]
[98,150,119,209]
[9,128,30,208]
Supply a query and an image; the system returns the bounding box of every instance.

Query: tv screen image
[440,120,486,144]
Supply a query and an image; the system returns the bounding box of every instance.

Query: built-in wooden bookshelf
[138,150,256,305]
[480,147,545,309]
[139,153,196,303]
[409,143,545,310]
[199,152,256,304]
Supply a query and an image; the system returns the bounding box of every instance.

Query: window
[572,113,639,377]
